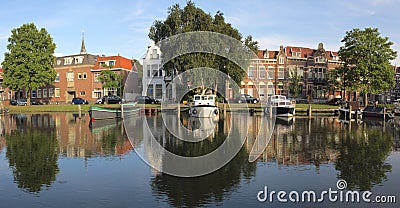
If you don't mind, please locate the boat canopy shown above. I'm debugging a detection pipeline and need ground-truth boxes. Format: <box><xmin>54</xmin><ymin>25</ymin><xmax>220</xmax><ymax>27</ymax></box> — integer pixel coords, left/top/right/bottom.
<box><xmin>193</xmin><ymin>95</ymin><xmax>217</xmax><ymax>106</ymax></box>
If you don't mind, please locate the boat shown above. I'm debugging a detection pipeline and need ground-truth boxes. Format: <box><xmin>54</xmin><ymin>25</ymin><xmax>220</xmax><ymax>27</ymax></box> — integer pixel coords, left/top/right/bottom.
<box><xmin>188</xmin><ymin>94</ymin><xmax>219</xmax><ymax>118</ymax></box>
<box><xmin>89</xmin><ymin>103</ymin><xmax>140</xmax><ymax>120</ymax></box>
<box><xmin>265</xmin><ymin>95</ymin><xmax>295</xmax><ymax>117</ymax></box>
<box><xmin>362</xmin><ymin>106</ymin><xmax>394</xmax><ymax>120</ymax></box>
<box><xmin>338</xmin><ymin>101</ymin><xmax>362</xmax><ymax>120</ymax></box>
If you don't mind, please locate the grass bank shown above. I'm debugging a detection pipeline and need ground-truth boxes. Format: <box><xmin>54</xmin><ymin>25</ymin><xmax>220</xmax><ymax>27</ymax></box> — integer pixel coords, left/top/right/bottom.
<box><xmin>5</xmin><ymin>104</ymin><xmax>120</xmax><ymax>113</ymax></box>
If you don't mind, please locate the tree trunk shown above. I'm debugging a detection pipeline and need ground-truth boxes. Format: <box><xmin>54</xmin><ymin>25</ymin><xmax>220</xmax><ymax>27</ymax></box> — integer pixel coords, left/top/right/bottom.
<box><xmin>27</xmin><ymin>89</ymin><xmax>31</xmax><ymax>106</ymax></box>
<box><xmin>364</xmin><ymin>91</ymin><xmax>368</xmax><ymax>107</ymax></box>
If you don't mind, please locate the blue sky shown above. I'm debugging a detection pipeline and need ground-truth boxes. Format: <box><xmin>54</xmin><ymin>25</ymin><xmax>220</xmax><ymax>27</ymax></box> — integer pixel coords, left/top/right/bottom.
<box><xmin>1</xmin><ymin>0</ymin><xmax>400</xmax><ymax>65</ymax></box>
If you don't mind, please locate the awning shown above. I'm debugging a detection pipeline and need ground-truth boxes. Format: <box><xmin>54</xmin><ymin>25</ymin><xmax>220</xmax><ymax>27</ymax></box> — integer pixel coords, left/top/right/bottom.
<box><xmin>247</xmin><ymin>81</ymin><xmax>254</xmax><ymax>85</ymax></box>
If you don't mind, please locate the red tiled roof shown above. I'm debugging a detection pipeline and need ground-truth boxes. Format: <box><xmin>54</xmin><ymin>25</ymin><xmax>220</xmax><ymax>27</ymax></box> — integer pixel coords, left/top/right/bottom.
<box><xmin>93</xmin><ymin>55</ymin><xmax>132</xmax><ymax>70</ymax></box>
<box><xmin>257</xmin><ymin>50</ymin><xmax>279</xmax><ymax>59</ymax></box>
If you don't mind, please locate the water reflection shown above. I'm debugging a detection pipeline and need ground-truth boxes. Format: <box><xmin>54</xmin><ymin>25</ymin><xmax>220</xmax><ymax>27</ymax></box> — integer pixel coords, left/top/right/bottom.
<box><xmin>0</xmin><ymin>114</ymin><xmax>131</xmax><ymax>193</ymax></box>
<box><xmin>5</xmin><ymin>125</ymin><xmax>59</xmax><ymax>193</ymax></box>
<box><xmin>125</xmin><ymin>114</ymin><xmax>397</xmax><ymax>207</ymax></box>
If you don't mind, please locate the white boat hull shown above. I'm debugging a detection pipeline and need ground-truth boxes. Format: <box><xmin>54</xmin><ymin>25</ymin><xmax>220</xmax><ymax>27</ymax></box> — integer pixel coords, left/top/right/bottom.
<box><xmin>189</xmin><ymin>106</ymin><xmax>219</xmax><ymax>118</ymax></box>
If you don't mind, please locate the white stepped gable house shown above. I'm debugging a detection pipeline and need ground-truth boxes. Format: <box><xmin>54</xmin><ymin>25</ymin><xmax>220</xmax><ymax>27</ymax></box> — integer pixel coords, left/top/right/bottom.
<box><xmin>142</xmin><ymin>43</ymin><xmax>166</xmax><ymax>101</ymax></box>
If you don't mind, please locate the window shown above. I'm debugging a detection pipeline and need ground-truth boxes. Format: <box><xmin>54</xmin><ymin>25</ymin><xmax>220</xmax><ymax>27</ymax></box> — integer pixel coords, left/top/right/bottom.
<box><xmin>147</xmin><ymin>65</ymin><xmax>151</xmax><ymax>78</ymax></box>
<box><xmin>93</xmin><ymin>88</ymin><xmax>102</xmax><ymax>98</ymax></box>
<box><xmin>267</xmin><ymin>82</ymin><xmax>274</xmax><ymax>96</ymax></box>
<box><xmin>278</xmin><ymin>67</ymin><xmax>284</xmax><ymax>79</ymax></box>
<box><xmin>151</xmin><ymin>64</ymin><xmax>159</xmax><ymax>77</ymax></box>
<box><xmin>49</xmin><ymin>88</ymin><xmax>54</xmax><ymax>97</ymax></box>
<box><xmin>64</xmin><ymin>57</ymin><xmax>73</xmax><ymax>65</ymax></box>
<box><xmin>99</xmin><ymin>61</ymin><xmax>106</xmax><ymax>67</ymax></box>
<box><xmin>78</xmin><ymin>73</ymin><xmax>82</xmax><ymax>80</ymax></box>
<box><xmin>74</xmin><ymin>56</ymin><xmax>84</xmax><ymax>64</ymax></box>
<box><xmin>37</xmin><ymin>89</ymin><xmax>42</xmax><ymax>98</ymax></box>
<box><xmin>279</xmin><ymin>57</ymin><xmax>284</xmax><ymax>64</ymax></box>
<box><xmin>67</xmin><ymin>72</ymin><xmax>74</xmax><ymax>82</ymax></box>
<box><xmin>55</xmin><ymin>73</ymin><xmax>60</xmax><ymax>82</ymax></box>
<box><xmin>259</xmin><ymin>66</ymin><xmax>266</xmax><ymax>78</ymax></box>
<box><xmin>57</xmin><ymin>60</ymin><xmax>61</xmax><ymax>65</ymax></box>
<box><xmin>83</xmin><ymin>73</ymin><xmax>87</xmax><ymax>79</ymax></box>
<box><xmin>155</xmin><ymin>84</ymin><xmax>162</xmax><ymax>99</ymax></box>
<box><xmin>147</xmin><ymin>84</ymin><xmax>154</xmax><ymax>96</ymax></box>
<box><xmin>42</xmin><ymin>89</ymin><xmax>47</xmax><ymax>98</ymax></box>
<box><xmin>94</xmin><ymin>72</ymin><xmax>100</xmax><ymax>82</ymax></box>
<box><xmin>159</xmin><ymin>68</ymin><xmax>163</xmax><ymax>77</ymax></box>
<box><xmin>55</xmin><ymin>88</ymin><xmax>60</xmax><ymax>97</ymax></box>
<box><xmin>32</xmin><ymin>90</ymin><xmax>36</xmax><ymax>98</ymax></box>
<box><xmin>109</xmin><ymin>61</ymin><xmax>115</xmax><ymax>67</ymax></box>
<box><xmin>268</xmin><ymin>67</ymin><xmax>274</xmax><ymax>79</ymax></box>
<box><xmin>80</xmin><ymin>91</ymin><xmax>86</xmax><ymax>96</ymax></box>
<box><xmin>248</xmin><ymin>66</ymin><xmax>255</xmax><ymax>77</ymax></box>
<box><xmin>152</xmin><ymin>49</ymin><xmax>159</xmax><ymax>59</ymax></box>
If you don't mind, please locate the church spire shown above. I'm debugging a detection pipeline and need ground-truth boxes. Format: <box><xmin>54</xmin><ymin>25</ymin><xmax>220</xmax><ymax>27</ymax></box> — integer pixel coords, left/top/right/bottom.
<box><xmin>80</xmin><ymin>30</ymin><xmax>87</xmax><ymax>54</ymax></box>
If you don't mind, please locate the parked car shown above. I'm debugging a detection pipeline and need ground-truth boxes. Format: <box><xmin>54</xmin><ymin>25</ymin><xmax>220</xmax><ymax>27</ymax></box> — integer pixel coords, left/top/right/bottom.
<box><xmin>10</xmin><ymin>100</ymin><xmax>17</xmax><ymax>105</ymax></box>
<box><xmin>134</xmin><ymin>96</ymin><xmax>159</xmax><ymax>104</ymax></box>
<box><xmin>327</xmin><ymin>98</ymin><xmax>344</xmax><ymax>106</ymax></box>
<box><xmin>71</xmin><ymin>97</ymin><xmax>89</xmax><ymax>104</ymax></box>
<box><xmin>30</xmin><ymin>100</ymin><xmax>43</xmax><ymax>105</ymax></box>
<box><xmin>100</xmin><ymin>95</ymin><xmax>124</xmax><ymax>104</ymax></box>
<box><xmin>235</xmin><ymin>94</ymin><xmax>259</xmax><ymax>104</ymax></box>
<box><xmin>16</xmin><ymin>99</ymin><xmax>28</xmax><ymax>106</ymax></box>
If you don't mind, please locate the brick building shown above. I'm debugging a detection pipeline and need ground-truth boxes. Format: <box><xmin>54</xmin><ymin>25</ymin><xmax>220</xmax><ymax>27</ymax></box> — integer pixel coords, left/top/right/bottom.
<box><xmin>240</xmin><ymin>43</ymin><xmax>342</xmax><ymax>101</ymax></box>
<box><xmin>33</xmin><ymin>37</ymin><xmax>132</xmax><ymax>104</ymax></box>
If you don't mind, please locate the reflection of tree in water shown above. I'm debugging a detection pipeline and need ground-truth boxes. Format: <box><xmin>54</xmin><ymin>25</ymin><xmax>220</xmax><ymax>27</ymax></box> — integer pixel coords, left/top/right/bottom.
<box><xmin>150</xmin><ymin>146</ymin><xmax>256</xmax><ymax>207</ymax></box>
<box><xmin>100</xmin><ymin>125</ymin><xmax>127</xmax><ymax>156</ymax></box>
<box><xmin>5</xmin><ymin>129</ymin><xmax>59</xmax><ymax>193</ymax></box>
<box><xmin>336</xmin><ymin>128</ymin><xmax>392</xmax><ymax>191</ymax></box>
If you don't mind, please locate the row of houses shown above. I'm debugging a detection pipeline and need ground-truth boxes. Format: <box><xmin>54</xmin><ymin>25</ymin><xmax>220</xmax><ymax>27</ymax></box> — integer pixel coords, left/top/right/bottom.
<box><xmin>1</xmin><ymin>37</ymin><xmax>399</xmax><ymax>105</ymax></box>
<box><xmin>0</xmin><ymin>37</ymin><xmax>133</xmax><ymax>105</ymax></box>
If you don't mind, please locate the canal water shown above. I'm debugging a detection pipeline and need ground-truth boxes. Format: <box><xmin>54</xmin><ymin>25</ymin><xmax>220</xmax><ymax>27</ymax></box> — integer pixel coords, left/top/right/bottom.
<box><xmin>0</xmin><ymin>113</ymin><xmax>399</xmax><ymax>207</ymax></box>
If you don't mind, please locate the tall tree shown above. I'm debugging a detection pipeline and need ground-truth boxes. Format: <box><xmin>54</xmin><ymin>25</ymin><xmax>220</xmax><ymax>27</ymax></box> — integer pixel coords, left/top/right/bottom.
<box><xmin>98</xmin><ymin>70</ymin><xmax>123</xmax><ymax>97</ymax></box>
<box><xmin>338</xmin><ymin>28</ymin><xmax>397</xmax><ymax>104</ymax></box>
<box><xmin>148</xmin><ymin>1</ymin><xmax>258</xmax><ymax>86</ymax></box>
<box><xmin>2</xmin><ymin>23</ymin><xmax>56</xmax><ymax>105</ymax></box>
<box><xmin>288</xmin><ymin>69</ymin><xmax>302</xmax><ymax>98</ymax></box>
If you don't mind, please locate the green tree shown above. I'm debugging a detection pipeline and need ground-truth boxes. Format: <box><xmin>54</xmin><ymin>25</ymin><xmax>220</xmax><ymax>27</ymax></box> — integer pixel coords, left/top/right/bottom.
<box><xmin>338</xmin><ymin>28</ymin><xmax>397</xmax><ymax>104</ymax></box>
<box><xmin>148</xmin><ymin>1</ymin><xmax>258</xmax><ymax>86</ymax></box>
<box><xmin>97</xmin><ymin>70</ymin><xmax>123</xmax><ymax>98</ymax></box>
<box><xmin>288</xmin><ymin>69</ymin><xmax>302</xmax><ymax>98</ymax></box>
<box><xmin>1</xmin><ymin>23</ymin><xmax>56</xmax><ymax>105</ymax></box>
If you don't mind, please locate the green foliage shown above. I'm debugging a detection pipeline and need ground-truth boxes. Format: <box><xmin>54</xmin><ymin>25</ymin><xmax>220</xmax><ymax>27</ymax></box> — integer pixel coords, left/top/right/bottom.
<box><xmin>338</xmin><ymin>28</ymin><xmax>397</xmax><ymax>94</ymax></box>
<box><xmin>5</xmin><ymin>129</ymin><xmax>59</xmax><ymax>193</ymax></box>
<box><xmin>2</xmin><ymin>23</ymin><xmax>56</xmax><ymax>100</ymax></box>
<box><xmin>288</xmin><ymin>69</ymin><xmax>302</xmax><ymax>98</ymax></box>
<box><xmin>97</xmin><ymin>70</ymin><xmax>123</xmax><ymax>96</ymax></box>
<box><xmin>148</xmin><ymin>1</ymin><xmax>258</xmax><ymax>85</ymax></box>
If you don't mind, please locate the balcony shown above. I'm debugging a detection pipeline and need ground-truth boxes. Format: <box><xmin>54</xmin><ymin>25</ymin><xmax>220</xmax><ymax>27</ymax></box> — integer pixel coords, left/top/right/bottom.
<box><xmin>67</xmin><ymin>81</ymin><xmax>75</xmax><ymax>92</ymax></box>
<box><xmin>313</xmin><ymin>79</ymin><xmax>327</xmax><ymax>85</ymax></box>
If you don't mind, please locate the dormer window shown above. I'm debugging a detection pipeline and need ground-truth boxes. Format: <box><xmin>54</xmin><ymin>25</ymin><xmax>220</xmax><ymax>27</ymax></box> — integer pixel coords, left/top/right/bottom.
<box><xmin>279</xmin><ymin>57</ymin><xmax>284</xmax><ymax>64</ymax></box>
<box><xmin>74</xmin><ymin>56</ymin><xmax>84</xmax><ymax>64</ymax></box>
<box><xmin>56</xmin><ymin>60</ymin><xmax>61</xmax><ymax>65</ymax></box>
<box><xmin>151</xmin><ymin>49</ymin><xmax>159</xmax><ymax>59</ymax></box>
<box><xmin>64</xmin><ymin>57</ymin><xmax>73</xmax><ymax>65</ymax></box>
<box><xmin>108</xmin><ymin>61</ymin><xmax>115</xmax><ymax>67</ymax></box>
<box><xmin>263</xmin><ymin>51</ymin><xmax>268</xmax><ymax>58</ymax></box>
<box><xmin>292</xmin><ymin>52</ymin><xmax>301</xmax><ymax>58</ymax></box>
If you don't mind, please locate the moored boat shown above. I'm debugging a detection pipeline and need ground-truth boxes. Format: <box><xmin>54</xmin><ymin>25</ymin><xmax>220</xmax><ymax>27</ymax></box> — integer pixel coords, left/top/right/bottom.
<box><xmin>265</xmin><ymin>95</ymin><xmax>295</xmax><ymax>117</ymax></box>
<box><xmin>338</xmin><ymin>101</ymin><xmax>362</xmax><ymax>120</ymax></box>
<box><xmin>362</xmin><ymin>106</ymin><xmax>394</xmax><ymax>119</ymax></box>
<box><xmin>189</xmin><ymin>94</ymin><xmax>219</xmax><ymax>118</ymax></box>
<box><xmin>89</xmin><ymin>104</ymin><xmax>140</xmax><ymax>120</ymax></box>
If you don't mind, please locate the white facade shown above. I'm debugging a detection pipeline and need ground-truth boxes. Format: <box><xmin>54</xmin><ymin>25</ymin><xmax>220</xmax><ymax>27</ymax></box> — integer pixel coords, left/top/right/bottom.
<box><xmin>142</xmin><ymin>43</ymin><xmax>166</xmax><ymax>101</ymax></box>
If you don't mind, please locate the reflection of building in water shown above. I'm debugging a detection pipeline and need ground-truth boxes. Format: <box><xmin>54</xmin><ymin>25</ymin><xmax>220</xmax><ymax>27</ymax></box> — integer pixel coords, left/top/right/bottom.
<box><xmin>0</xmin><ymin>114</ymin><xmax>131</xmax><ymax>158</ymax></box>
<box><xmin>261</xmin><ymin>118</ymin><xmax>339</xmax><ymax>166</ymax></box>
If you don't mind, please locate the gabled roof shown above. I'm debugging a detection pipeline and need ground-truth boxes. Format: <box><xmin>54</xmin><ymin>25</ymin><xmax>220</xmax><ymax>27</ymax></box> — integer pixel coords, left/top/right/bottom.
<box><xmin>93</xmin><ymin>55</ymin><xmax>132</xmax><ymax>70</ymax></box>
<box><xmin>257</xmin><ymin>50</ymin><xmax>279</xmax><ymax>59</ymax></box>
